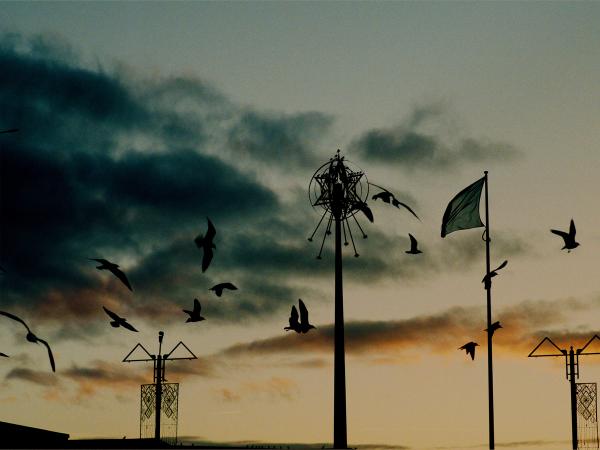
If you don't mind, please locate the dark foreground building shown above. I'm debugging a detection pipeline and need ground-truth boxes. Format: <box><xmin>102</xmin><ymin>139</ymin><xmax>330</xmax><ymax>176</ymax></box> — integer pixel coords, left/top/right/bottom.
<box><xmin>0</xmin><ymin>421</ymin><xmax>69</xmax><ymax>448</ymax></box>
<box><xmin>1</xmin><ymin>420</ymin><xmax>259</xmax><ymax>449</ymax></box>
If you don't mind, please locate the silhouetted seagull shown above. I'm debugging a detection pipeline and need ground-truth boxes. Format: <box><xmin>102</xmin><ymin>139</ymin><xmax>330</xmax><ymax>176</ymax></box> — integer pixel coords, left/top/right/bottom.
<box><xmin>102</xmin><ymin>307</ymin><xmax>138</xmax><ymax>332</ymax></box>
<box><xmin>0</xmin><ymin>352</ymin><xmax>8</xmax><ymax>357</ymax></box>
<box><xmin>194</xmin><ymin>217</ymin><xmax>216</xmax><ymax>272</ymax></box>
<box><xmin>370</xmin><ymin>184</ymin><xmax>420</xmax><ymax>220</ymax></box>
<box><xmin>209</xmin><ymin>282</ymin><xmax>238</xmax><ymax>297</ymax></box>
<box><xmin>459</xmin><ymin>341</ymin><xmax>479</xmax><ymax>360</ymax></box>
<box><xmin>372</xmin><ymin>190</ymin><xmax>393</xmax><ymax>204</ymax></box>
<box><xmin>0</xmin><ymin>311</ymin><xmax>56</xmax><ymax>372</ymax></box>
<box><xmin>89</xmin><ymin>258</ymin><xmax>133</xmax><ymax>291</ymax></box>
<box><xmin>183</xmin><ymin>299</ymin><xmax>205</xmax><ymax>323</ymax></box>
<box><xmin>284</xmin><ymin>305</ymin><xmax>300</xmax><ymax>332</ymax></box>
<box><xmin>298</xmin><ymin>300</ymin><xmax>316</xmax><ymax>333</ymax></box>
<box><xmin>482</xmin><ymin>260</ymin><xmax>508</xmax><ymax>290</ymax></box>
<box><xmin>285</xmin><ymin>300</ymin><xmax>315</xmax><ymax>333</ymax></box>
<box><xmin>405</xmin><ymin>234</ymin><xmax>422</xmax><ymax>254</ymax></box>
<box><xmin>391</xmin><ymin>198</ymin><xmax>420</xmax><ymax>221</ymax></box>
<box><xmin>550</xmin><ymin>219</ymin><xmax>579</xmax><ymax>252</ymax></box>
<box><xmin>355</xmin><ymin>202</ymin><xmax>374</xmax><ymax>223</ymax></box>
<box><xmin>485</xmin><ymin>321</ymin><xmax>502</xmax><ymax>337</ymax></box>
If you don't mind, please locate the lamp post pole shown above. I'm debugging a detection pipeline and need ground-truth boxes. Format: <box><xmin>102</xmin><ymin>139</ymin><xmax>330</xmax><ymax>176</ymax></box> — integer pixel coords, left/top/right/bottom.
<box><xmin>332</xmin><ymin>181</ymin><xmax>347</xmax><ymax>449</ymax></box>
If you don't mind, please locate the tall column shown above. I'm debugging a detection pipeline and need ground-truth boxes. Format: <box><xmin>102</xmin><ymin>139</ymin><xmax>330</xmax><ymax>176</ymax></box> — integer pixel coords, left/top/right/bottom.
<box><xmin>484</xmin><ymin>171</ymin><xmax>495</xmax><ymax>450</ymax></box>
<box><xmin>155</xmin><ymin>354</ymin><xmax>162</xmax><ymax>441</ymax></box>
<box><xmin>569</xmin><ymin>348</ymin><xmax>578</xmax><ymax>449</ymax></box>
<box><xmin>333</xmin><ymin>182</ymin><xmax>347</xmax><ymax>449</ymax></box>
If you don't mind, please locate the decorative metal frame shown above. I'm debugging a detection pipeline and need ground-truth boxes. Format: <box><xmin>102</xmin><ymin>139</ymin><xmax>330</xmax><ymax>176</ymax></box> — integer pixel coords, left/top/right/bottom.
<box><xmin>140</xmin><ymin>382</ymin><xmax>179</xmax><ymax>445</ymax></box>
<box><xmin>577</xmin><ymin>383</ymin><xmax>599</xmax><ymax>449</ymax></box>
<box><xmin>124</xmin><ymin>331</ymin><xmax>196</xmax><ymax>444</ymax></box>
<box><xmin>529</xmin><ymin>335</ymin><xmax>600</xmax><ymax>449</ymax></box>
<box><xmin>307</xmin><ymin>150</ymin><xmax>374</xmax><ymax>449</ymax></box>
<box><xmin>308</xmin><ymin>150</ymin><xmax>370</xmax><ymax>258</ymax></box>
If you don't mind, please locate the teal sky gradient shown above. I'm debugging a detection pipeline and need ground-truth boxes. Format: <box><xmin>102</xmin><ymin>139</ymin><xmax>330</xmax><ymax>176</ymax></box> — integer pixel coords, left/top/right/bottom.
<box><xmin>1</xmin><ymin>2</ymin><xmax>599</xmax><ymax>449</ymax></box>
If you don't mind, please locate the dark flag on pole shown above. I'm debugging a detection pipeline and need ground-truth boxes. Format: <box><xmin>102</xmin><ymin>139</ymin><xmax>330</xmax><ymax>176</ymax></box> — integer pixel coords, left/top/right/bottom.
<box><xmin>441</xmin><ymin>176</ymin><xmax>485</xmax><ymax>238</ymax></box>
<box><xmin>441</xmin><ymin>172</ymin><xmax>497</xmax><ymax>450</ymax></box>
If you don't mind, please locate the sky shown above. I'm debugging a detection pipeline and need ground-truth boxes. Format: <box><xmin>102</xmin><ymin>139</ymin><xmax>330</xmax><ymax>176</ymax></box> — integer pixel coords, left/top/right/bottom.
<box><xmin>1</xmin><ymin>2</ymin><xmax>600</xmax><ymax>449</ymax></box>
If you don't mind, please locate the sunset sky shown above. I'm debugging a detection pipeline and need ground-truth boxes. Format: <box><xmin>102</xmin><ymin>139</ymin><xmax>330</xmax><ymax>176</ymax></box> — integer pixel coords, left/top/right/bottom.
<box><xmin>1</xmin><ymin>2</ymin><xmax>599</xmax><ymax>449</ymax></box>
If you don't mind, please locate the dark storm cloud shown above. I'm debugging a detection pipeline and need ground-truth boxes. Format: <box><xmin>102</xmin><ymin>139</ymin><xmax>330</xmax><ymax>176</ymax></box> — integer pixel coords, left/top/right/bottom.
<box><xmin>350</xmin><ymin>103</ymin><xmax>520</xmax><ymax>170</ymax></box>
<box><xmin>0</xmin><ymin>33</ymin><xmax>289</xmax><ymax>321</ymax></box>
<box><xmin>227</xmin><ymin>110</ymin><xmax>333</xmax><ymax>167</ymax></box>
<box><xmin>0</xmin><ymin>32</ymin><xmax>530</xmax><ymax>333</ymax></box>
<box><xmin>5</xmin><ymin>367</ymin><xmax>58</xmax><ymax>386</ymax></box>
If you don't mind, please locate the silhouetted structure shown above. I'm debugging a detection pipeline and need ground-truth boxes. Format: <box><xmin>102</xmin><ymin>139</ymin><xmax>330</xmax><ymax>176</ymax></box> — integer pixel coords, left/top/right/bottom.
<box><xmin>308</xmin><ymin>151</ymin><xmax>372</xmax><ymax>449</ymax></box>
<box><xmin>441</xmin><ymin>172</ymin><xmax>498</xmax><ymax>449</ymax></box>
<box><xmin>529</xmin><ymin>335</ymin><xmax>600</xmax><ymax>449</ymax></box>
<box><xmin>576</xmin><ymin>383</ymin><xmax>599</xmax><ymax>449</ymax></box>
<box><xmin>0</xmin><ymin>421</ymin><xmax>68</xmax><ymax>449</ymax></box>
<box><xmin>123</xmin><ymin>331</ymin><xmax>197</xmax><ymax>444</ymax></box>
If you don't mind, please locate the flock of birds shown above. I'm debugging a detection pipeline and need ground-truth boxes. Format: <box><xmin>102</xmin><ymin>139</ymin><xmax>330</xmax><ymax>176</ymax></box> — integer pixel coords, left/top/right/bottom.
<box><xmin>0</xmin><ymin>173</ymin><xmax>583</xmax><ymax>372</ymax></box>
<box><xmin>0</xmin><ymin>218</ymin><xmax>238</xmax><ymax>372</ymax></box>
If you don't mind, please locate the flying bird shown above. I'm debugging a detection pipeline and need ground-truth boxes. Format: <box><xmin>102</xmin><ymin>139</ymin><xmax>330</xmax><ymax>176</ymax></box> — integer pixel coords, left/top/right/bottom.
<box><xmin>0</xmin><ymin>353</ymin><xmax>8</xmax><ymax>357</ymax></box>
<box><xmin>284</xmin><ymin>300</ymin><xmax>315</xmax><ymax>334</ymax></box>
<box><xmin>0</xmin><ymin>311</ymin><xmax>55</xmax><ymax>372</ymax></box>
<box><xmin>102</xmin><ymin>307</ymin><xmax>138</xmax><ymax>332</ymax></box>
<box><xmin>194</xmin><ymin>217</ymin><xmax>216</xmax><ymax>272</ymax></box>
<box><xmin>391</xmin><ymin>197</ymin><xmax>420</xmax><ymax>220</ymax></box>
<box><xmin>298</xmin><ymin>299</ymin><xmax>316</xmax><ymax>333</ymax></box>
<box><xmin>284</xmin><ymin>305</ymin><xmax>300</xmax><ymax>332</ymax></box>
<box><xmin>183</xmin><ymin>299</ymin><xmax>205</xmax><ymax>323</ymax></box>
<box><xmin>369</xmin><ymin>184</ymin><xmax>420</xmax><ymax>220</ymax></box>
<box><xmin>459</xmin><ymin>341</ymin><xmax>479</xmax><ymax>360</ymax></box>
<box><xmin>89</xmin><ymin>258</ymin><xmax>133</xmax><ymax>291</ymax></box>
<box><xmin>209</xmin><ymin>282</ymin><xmax>238</xmax><ymax>297</ymax></box>
<box><xmin>485</xmin><ymin>321</ymin><xmax>503</xmax><ymax>337</ymax></box>
<box><xmin>550</xmin><ymin>219</ymin><xmax>579</xmax><ymax>252</ymax></box>
<box><xmin>482</xmin><ymin>260</ymin><xmax>508</xmax><ymax>290</ymax></box>
<box><xmin>405</xmin><ymin>233</ymin><xmax>422</xmax><ymax>255</ymax></box>
<box><xmin>372</xmin><ymin>190</ymin><xmax>393</xmax><ymax>204</ymax></box>
<box><xmin>355</xmin><ymin>201</ymin><xmax>374</xmax><ymax>223</ymax></box>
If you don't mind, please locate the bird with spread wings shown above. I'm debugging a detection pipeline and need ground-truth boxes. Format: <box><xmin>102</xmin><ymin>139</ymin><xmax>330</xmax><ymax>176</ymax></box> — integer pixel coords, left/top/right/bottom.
<box><xmin>0</xmin><ymin>311</ymin><xmax>55</xmax><ymax>372</ymax></box>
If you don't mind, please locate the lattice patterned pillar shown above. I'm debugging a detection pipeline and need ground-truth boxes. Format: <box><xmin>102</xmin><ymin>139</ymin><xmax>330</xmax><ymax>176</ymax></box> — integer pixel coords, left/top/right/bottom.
<box><xmin>578</xmin><ymin>383</ymin><xmax>599</xmax><ymax>449</ymax></box>
<box><xmin>140</xmin><ymin>382</ymin><xmax>179</xmax><ymax>444</ymax></box>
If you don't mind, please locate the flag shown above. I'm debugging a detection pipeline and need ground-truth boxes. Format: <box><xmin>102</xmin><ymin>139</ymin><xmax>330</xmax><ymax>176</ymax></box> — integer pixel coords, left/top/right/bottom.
<box><xmin>441</xmin><ymin>176</ymin><xmax>485</xmax><ymax>237</ymax></box>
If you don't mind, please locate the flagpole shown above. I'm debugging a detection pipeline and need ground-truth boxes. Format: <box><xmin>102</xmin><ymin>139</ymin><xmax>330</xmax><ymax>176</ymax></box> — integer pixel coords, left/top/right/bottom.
<box><xmin>484</xmin><ymin>170</ymin><xmax>495</xmax><ymax>449</ymax></box>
